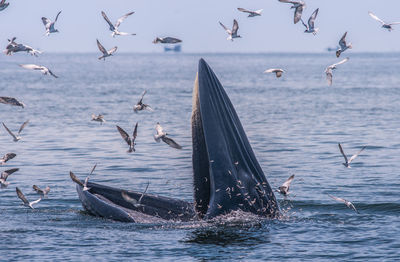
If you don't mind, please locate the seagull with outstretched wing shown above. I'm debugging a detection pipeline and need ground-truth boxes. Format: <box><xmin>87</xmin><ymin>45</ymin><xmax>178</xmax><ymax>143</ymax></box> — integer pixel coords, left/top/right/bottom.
<box><xmin>325</xmin><ymin>57</ymin><xmax>349</xmax><ymax>86</ymax></box>
<box><xmin>237</xmin><ymin>7</ymin><xmax>263</xmax><ymax>17</ymax></box>
<box><xmin>219</xmin><ymin>19</ymin><xmax>241</xmax><ymax>41</ymax></box>
<box><xmin>338</xmin><ymin>143</ymin><xmax>366</xmax><ymax>168</ymax></box>
<box><xmin>116</xmin><ymin>122</ymin><xmax>138</xmax><ymax>153</ymax></box>
<box><xmin>278</xmin><ymin>0</ymin><xmax>306</xmax><ymax>24</ymax></box>
<box><xmin>301</xmin><ymin>8</ymin><xmax>319</xmax><ymax>35</ymax></box>
<box><xmin>101</xmin><ymin>11</ymin><xmax>136</xmax><ymax>37</ymax></box>
<box><xmin>154</xmin><ymin>122</ymin><xmax>182</xmax><ymax>149</ymax></box>
<box><xmin>96</xmin><ymin>39</ymin><xmax>117</xmax><ymax>60</ymax></box>
<box><xmin>42</xmin><ymin>11</ymin><xmax>62</xmax><ymax>36</ymax></box>
<box><xmin>328</xmin><ymin>194</ymin><xmax>359</xmax><ymax>213</ymax></box>
<box><xmin>369</xmin><ymin>11</ymin><xmax>400</xmax><ymax>31</ymax></box>
<box><xmin>336</xmin><ymin>32</ymin><xmax>352</xmax><ymax>58</ymax></box>
<box><xmin>276</xmin><ymin>174</ymin><xmax>295</xmax><ymax>195</ymax></box>
<box><xmin>16</xmin><ymin>187</ymin><xmax>42</xmax><ymax>209</ymax></box>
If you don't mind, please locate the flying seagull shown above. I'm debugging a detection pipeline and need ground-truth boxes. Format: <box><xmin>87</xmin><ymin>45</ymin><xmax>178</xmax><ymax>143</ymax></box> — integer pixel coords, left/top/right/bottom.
<box><xmin>0</xmin><ymin>168</ymin><xmax>19</xmax><ymax>187</ymax></box>
<box><xmin>0</xmin><ymin>97</ymin><xmax>25</xmax><ymax>108</ymax></box>
<box><xmin>33</xmin><ymin>185</ymin><xmax>50</xmax><ymax>197</ymax></box>
<box><xmin>0</xmin><ymin>0</ymin><xmax>9</xmax><ymax>11</ymax></box>
<box><xmin>19</xmin><ymin>64</ymin><xmax>58</xmax><ymax>78</ymax></box>
<box><xmin>237</xmin><ymin>7</ymin><xmax>263</xmax><ymax>17</ymax></box>
<box><xmin>2</xmin><ymin>120</ymin><xmax>29</xmax><ymax>142</ymax></box>
<box><xmin>4</xmin><ymin>37</ymin><xmax>41</xmax><ymax>57</ymax></box>
<box><xmin>327</xmin><ymin>194</ymin><xmax>359</xmax><ymax>214</ymax></box>
<box><xmin>116</xmin><ymin>122</ymin><xmax>138</xmax><ymax>153</ymax></box>
<box><xmin>276</xmin><ymin>174</ymin><xmax>295</xmax><ymax>195</ymax></box>
<box><xmin>16</xmin><ymin>187</ymin><xmax>42</xmax><ymax>209</ymax></box>
<box><xmin>368</xmin><ymin>11</ymin><xmax>400</xmax><ymax>31</ymax></box>
<box><xmin>336</xmin><ymin>32</ymin><xmax>352</xmax><ymax>58</ymax></box>
<box><xmin>154</xmin><ymin>122</ymin><xmax>182</xmax><ymax>149</ymax></box>
<box><xmin>101</xmin><ymin>11</ymin><xmax>136</xmax><ymax>37</ymax></box>
<box><xmin>0</xmin><ymin>153</ymin><xmax>16</xmax><ymax>165</ymax></box>
<box><xmin>338</xmin><ymin>143</ymin><xmax>366</xmax><ymax>168</ymax></box>
<box><xmin>42</xmin><ymin>11</ymin><xmax>62</xmax><ymax>36</ymax></box>
<box><xmin>152</xmin><ymin>37</ymin><xmax>182</xmax><ymax>44</ymax></box>
<box><xmin>219</xmin><ymin>19</ymin><xmax>241</xmax><ymax>41</ymax></box>
<box><xmin>301</xmin><ymin>8</ymin><xmax>319</xmax><ymax>35</ymax></box>
<box><xmin>278</xmin><ymin>0</ymin><xmax>306</xmax><ymax>24</ymax></box>
<box><xmin>133</xmin><ymin>90</ymin><xmax>152</xmax><ymax>112</ymax></box>
<box><xmin>96</xmin><ymin>39</ymin><xmax>117</xmax><ymax>60</ymax></box>
<box><xmin>91</xmin><ymin>114</ymin><xmax>105</xmax><ymax>124</ymax></box>
<box><xmin>325</xmin><ymin>57</ymin><xmax>349</xmax><ymax>86</ymax></box>
<box><xmin>121</xmin><ymin>182</ymin><xmax>150</xmax><ymax>208</ymax></box>
<box><xmin>264</xmin><ymin>68</ymin><xmax>285</xmax><ymax>78</ymax></box>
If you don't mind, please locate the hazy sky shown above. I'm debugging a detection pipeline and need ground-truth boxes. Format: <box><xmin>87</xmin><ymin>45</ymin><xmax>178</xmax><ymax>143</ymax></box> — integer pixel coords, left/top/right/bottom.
<box><xmin>1</xmin><ymin>0</ymin><xmax>400</xmax><ymax>53</ymax></box>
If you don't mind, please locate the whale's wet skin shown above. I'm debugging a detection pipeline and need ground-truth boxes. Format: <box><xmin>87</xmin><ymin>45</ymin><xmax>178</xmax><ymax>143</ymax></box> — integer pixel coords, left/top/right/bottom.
<box><xmin>76</xmin><ymin>59</ymin><xmax>279</xmax><ymax>222</ymax></box>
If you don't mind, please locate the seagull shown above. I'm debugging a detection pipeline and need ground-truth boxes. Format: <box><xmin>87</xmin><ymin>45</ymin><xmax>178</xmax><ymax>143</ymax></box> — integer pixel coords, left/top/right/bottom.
<box><xmin>0</xmin><ymin>0</ymin><xmax>9</xmax><ymax>11</ymax></box>
<box><xmin>152</xmin><ymin>37</ymin><xmax>182</xmax><ymax>44</ymax></box>
<box><xmin>0</xmin><ymin>168</ymin><xmax>19</xmax><ymax>188</ymax></box>
<box><xmin>276</xmin><ymin>174</ymin><xmax>295</xmax><ymax>195</ymax></box>
<box><xmin>338</xmin><ymin>143</ymin><xmax>366</xmax><ymax>168</ymax></box>
<box><xmin>327</xmin><ymin>194</ymin><xmax>359</xmax><ymax>214</ymax></box>
<box><xmin>237</xmin><ymin>7</ymin><xmax>263</xmax><ymax>17</ymax></box>
<box><xmin>219</xmin><ymin>19</ymin><xmax>241</xmax><ymax>41</ymax></box>
<box><xmin>301</xmin><ymin>8</ymin><xmax>319</xmax><ymax>35</ymax></box>
<box><xmin>97</xmin><ymin>39</ymin><xmax>117</xmax><ymax>60</ymax></box>
<box><xmin>101</xmin><ymin>11</ymin><xmax>136</xmax><ymax>37</ymax></box>
<box><xmin>0</xmin><ymin>153</ymin><xmax>16</xmax><ymax>165</ymax></box>
<box><xmin>19</xmin><ymin>64</ymin><xmax>58</xmax><ymax>78</ymax></box>
<box><xmin>16</xmin><ymin>187</ymin><xmax>42</xmax><ymax>209</ymax></box>
<box><xmin>0</xmin><ymin>97</ymin><xmax>25</xmax><ymax>108</ymax></box>
<box><xmin>91</xmin><ymin>114</ymin><xmax>105</xmax><ymax>124</ymax></box>
<box><xmin>325</xmin><ymin>57</ymin><xmax>349</xmax><ymax>86</ymax></box>
<box><xmin>369</xmin><ymin>11</ymin><xmax>400</xmax><ymax>32</ymax></box>
<box><xmin>264</xmin><ymin>68</ymin><xmax>285</xmax><ymax>78</ymax></box>
<box><xmin>42</xmin><ymin>11</ymin><xmax>62</xmax><ymax>36</ymax></box>
<box><xmin>116</xmin><ymin>122</ymin><xmax>138</xmax><ymax>153</ymax></box>
<box><xmin>133</xmin><ymin>90</ymin><xmax>153</xmax><ymax>112</ymax></box>
<box><xmin>278</xmin><ymin>0</ymin><xmax>306</xmax><ymax>24</ymax></box>
<box><xmin>2</xmin><ymin>120</ymin><xmax>29</xmax><ymax>142</ymax></box>
<box><xmin>336</xmin><ymin>32</ymin><xmax>352</xmax><ymax>58</ymax></box>
<box><xmin>33</xmin><ymin>185</ymin><xmax>50</xmax><ymax>197</ymax></box>
<box><xmin>121</xmin><ymin>182</ymin><xmax>149</xmax><ymax>208</ymax></box>
<box><xmin>4</xmin><ymin>37</ymin><xmax>42</xmax><ymax>57</ymax></box>
<box><xmin>154</xmin><ymin>122</ymin><xmax>182</xmax><ymax>149</ymax></box>
<box><xmin>70</xmin><ymin>170</ymin><xmax>92</xmax><ymax>192</ymax></box>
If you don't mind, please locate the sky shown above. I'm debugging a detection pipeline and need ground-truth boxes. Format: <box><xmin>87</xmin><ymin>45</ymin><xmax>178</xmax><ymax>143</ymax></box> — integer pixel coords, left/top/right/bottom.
<box><xmin>1</xmin><ymin>0</ymin><xmax>400</xmax><ymax>53</ymax></box>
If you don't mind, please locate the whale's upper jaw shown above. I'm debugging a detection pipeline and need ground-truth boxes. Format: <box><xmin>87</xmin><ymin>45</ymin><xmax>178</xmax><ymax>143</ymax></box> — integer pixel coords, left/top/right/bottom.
<box><xmin>191</xmin><ymin>58</ymin><xmax>279</xmax><ymax>219</ymax></box>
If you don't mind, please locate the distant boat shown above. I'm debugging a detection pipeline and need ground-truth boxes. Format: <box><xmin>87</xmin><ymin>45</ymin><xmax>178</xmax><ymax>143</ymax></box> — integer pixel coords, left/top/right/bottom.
<box><xmin>164</xmin><ymin>44</ymin><xmax>181</xmax><ymax>53</ymax></box>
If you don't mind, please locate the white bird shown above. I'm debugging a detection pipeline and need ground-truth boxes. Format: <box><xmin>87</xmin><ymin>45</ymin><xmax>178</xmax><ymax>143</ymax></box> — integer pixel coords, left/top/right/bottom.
<box><xmin>0</xmin><ymin>153</ymin><xmax>16</xmax><ymax>165</ymax></box>
<box><xmin>96</xmin><ymin>39</ymin><xmax>117</xmax><ymax>60</ymax></box>
<box><xmin>276</xmin><ymin>174</ymin><xmax>295</xmax><ymax>195</ymax></box>
<box><xmin>154</xmin><ymin>122</ymin><xmax>182</xmax><ymax>149</ymax></box>
<box><xmin>19</xmin><ymin>64</ymin><xmax>58</xmax><ymax>78</ymax></box>
<box><xmin>152</xmin><ymin>37</ymin><xmax>182</xmax><ymax>44</ymax></box>
<box><xmin>101</xmin><ymin>11</ymin><xmax>136</xmax><ymax>37</ymax></box>
<box><xmin>301</xmin><ymin>8</ymin><xmax>319</xmax><ymax>35</ymax></box>
<box><xmin>336</xmin><ymin>32</ymin><xmax>352</xmax><ymax>58</ymax></box>
<box><xmin>338</xmin><ymin>143</ymin><xmax>366</xmax><ymax>168</ymax></box>
<box><xmin>121</xmin><ymin>182</ymin><xmax>149</xmax><ymax>208</ymax></box>
<box><xmin>33</xmin><ymin>185</ymin><xmax>50</xmax><ymax>197</ymax></box>
<box><xmin>325</xmin><ymin>57</ymin><xmax>349</xmax><ymax>86</ymax></box>
<box><xmin>16</xmin><ymin>187</ymin><xmax>42</xmax><ymax>209</ymax></box>
<box><xmin>0</xmin><ymin>97</ymin><xmax>25</xmax><ymax>108</ymax></box>
<box><xmin>133</xmin><ymin>90</ymin><xmax>153</xmax><ymax>112</ymax></box>
<box><xmin>219</xmin><ymin>19</ymin><xmax>241</xmax><ymax>41</ymax></box>
<box><xmin>327</xmin><ymin>194</ymin><xmax>359</xmax><ymax>214</ymax></box>
<box><xmin>0</xmin><ymin>0</ymin><xmax>9</xmax><ymax>11</ymax></box>
<box><xmin>4</xmin><ymin>37</ymin><xmax>41</xmax><ymax>57</ymax></box>
<box><xmin>42</xmin><ymin>11</ymin><xmax>62</xmax><ymax>36</ymax></box>
<box><xmin>264</xmin><ymin>68</ymin><xmax>285</xmax><ymax>78</ymax></box>
<box><xmin>2</xmin><ymin>120</ymin><xmax>29</xmax><ymax>142</ymax></box>
<box><xmin>237</xmin><ymin>7</ymin><xmax>263</xmax><ymax>17</ymax></box>
<box><xmin>278</xmin><ymin>0</ymin><xmax>306</xmax><ymax>24</ymax></box>
<box><xmin>116</xmin><ymin>122</ymin><xmax>138</xmax><ymax>153</ymax></box>
<box><xmin>0</xmin><ymin>168</ymin><xmax>19</xmax><ymax>187</ymax></box>
<box><xmin>369</xmin><ymin>11</ymin><xmax>400</xmax><ymax>32</ymax></box>
<box><xmin>91</xmin><ymin>114</ymin><xmax>105</xmax><ymax>124</ymax></box>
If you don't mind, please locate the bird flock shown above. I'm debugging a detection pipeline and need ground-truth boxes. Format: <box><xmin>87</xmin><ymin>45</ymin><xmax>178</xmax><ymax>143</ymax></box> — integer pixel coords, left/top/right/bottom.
<box><xmin>0</xmin><ymin>1</ymin><xmax>395</xmax><ymax>216</ymax></box>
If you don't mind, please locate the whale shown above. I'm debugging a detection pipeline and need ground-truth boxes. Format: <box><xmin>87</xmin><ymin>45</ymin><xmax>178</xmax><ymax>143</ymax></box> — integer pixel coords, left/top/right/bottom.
<box><xmin>75</xmin><ymin>58</ymin><xmax>279</xmax><ymax>222</ymax></box>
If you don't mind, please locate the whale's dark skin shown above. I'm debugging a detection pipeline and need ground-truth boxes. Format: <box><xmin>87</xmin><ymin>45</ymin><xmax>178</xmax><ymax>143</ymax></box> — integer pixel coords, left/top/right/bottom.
<box><xmin>76</xmin><ymin>59</ymin><xmax>279</xmax><ymax>222</ymax></box>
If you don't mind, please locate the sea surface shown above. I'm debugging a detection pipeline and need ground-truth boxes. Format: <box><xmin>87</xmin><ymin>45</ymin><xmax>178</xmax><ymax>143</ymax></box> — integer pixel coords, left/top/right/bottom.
<box><xmin>0</xmin><ymin>53</ymin><xmax>399</xmax><ymax>261</ymax></box>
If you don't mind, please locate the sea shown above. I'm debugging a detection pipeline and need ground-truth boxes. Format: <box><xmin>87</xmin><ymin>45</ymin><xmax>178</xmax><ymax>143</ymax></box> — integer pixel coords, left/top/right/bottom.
<box><xmin>0</xmin><ymin>53</ymin><xmax>399</xmax><ymax>261</ymax></box>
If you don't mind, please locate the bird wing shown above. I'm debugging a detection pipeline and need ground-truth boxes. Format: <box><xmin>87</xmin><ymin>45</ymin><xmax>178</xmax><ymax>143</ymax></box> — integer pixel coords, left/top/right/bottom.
<box><xmin>138</xmin><ymin>182</ymin><xmax>150</xmax><ymax>203</ymax></box>
<box><xmin>348</xmin><ymin>202</ymin><xmax>359</xmax><ymax>213</ymax></box>
<box><xmin>300</xmin><ymin>18</ymin><xmax>308</xmax><ymax>29</ymax></box>
<box><xmin>2</xmin><ymin>123</ymin><xmax>17</xmax><ymax>140</ymax></box>
<box><xmin>264</xmin><ymin>68</ymin><xmax>276</xmax><ymax>73</ymax></box>
<box><xmin>132</xmin><ymin>122</ymin><xmax>138</xmax><ymax>141</ymax></box>
<box><xmin>107</xmin><ymin>46</ymin><xmax>118</xmax><ymax>55</ymax></box>
<box><xmin>2</xmin><ymin>153</ymin><xmax>16</xmax><ymax>163</ymax></box>
<box><xmin>18</xmin><ymin>119</ymin><xmax>29</xmax><ymax>135</ymax></box>
<box><xmin>69</xmin><ymin>171</ymin><xmax>85</xmax><ymax>187</ymax></box>
<box><xmin>30</xmin><ymin>198</ymin><xmax>42</xmax><ymax>206</ymax></box>
<box><xmin>348</xmin><ymin>146</ymin><xmax>366</xmax><ymax>164</ymax></box>
<box><xmin>333</xmin><ymin>57</ymin><xmax>349</xmax><ymax>67</ymax></box>
<box><xmin>0</xmin><ymin>97</ymin><xmax>25</xmax><ymax>108</ymax></box>
<box><xmin>232</xmin><ymin>19</ymin><xmax>239</xmax><ymax>35</ymax></box>
<box><xmin>41</xmin><ymin>17</ymin><xmax>51</xmax><ymax>28</ymax></box>
<box><xmin>54</xmin><ymin>11</ymin><xmax>62</xmax><ymax>22</ymax></box>
<box><xmin>16</xmin><ymin>187</ymin><xmax>29</xmax><ymax>205</ymax></box>
<box><xmin>326</xmin><ymin>70</ymin><xmax>333</xmax><ymax>86</ymax></box>
<box><xmin>101</xmin><ymin>11</ymin><xmax>115</xmax><ymax>30</ymax></box>
<box><xmin>116</xmin><ymin>125</ymin><xmax>132</xmax><ymax>147</ymax></box>
<box><xmin>339</xmin><ymin>32</ymin><xmax>347</xmax><ymax>49</ymax></box>
<box><xmin>121</xmin><ymin>191</ymin><xmax>138</xmax><ymax>204</ymax></box>
<box><xmin>0</xmin><ymin>0</ymin><xmax>5</xmax><ymax>5</ymax></box>
<box><xmin>327</xmin><ymin>193</ymin><xmax>346</xmax><ymax>204</ymax></box>
<box><xmin>338</xmin><ymin>143</ymin><xmax>348</xmax><ymax>163</ymax></box>
<box><xmin>137</xmin><ymin>90</ymin><xmax>146</xmax><ymax>104</ymax></box>
<box><xmin>20</xmin><ymin>64</ymin><xmax>41</xmax><ymax>70</ymax></box>
<box><xmin>48</xmin><ymin>70</ymin><xmax>58</xmax><ymax>78</ymax></box>
<box><xmin>219</xmin><ymin>22</ymin><xmax>231</xmax><ymax>34</ymax></box>
<box><xmin>96</xmin><ymin>39</ymin><xmax>107</xmax><ymax>54</ymax></box>
<box><xmin>237</xmin><ymin>7</ymin><xmax>251</xmax><ymax>13</ymax></box>
<box><xmin>84</xmin><ymin>176</ymin><xmax>89</xmax><ymax>188</ymax></box>
<box><xmin>282</xmin><ymin>174</ymin><xmax>295</xmax><ymax>188</ymax></box>
<box><xmin>2</xmin><ymin>168</ymin><xmax>19</xmax><ymax>180</ymax></box>
<box><xmin>294</xmin><ymin>5</ymin><xmax>304</xmax><ymax>24</ymax></box>
<box><xmin>308</xmin><ymin>8</ymin><xmax>319</xmax><ymax>28</ymax></box>
<box><xmin>115</xmin><ymin>12</ymin><xmax>134</xmax><ymax>28</ymax></box>
<box><xmin>89</xmin><ymin>164</ymin><xmax>97</xmax><ymax>176</ymax></box>
<box><xmin>33</xmin><ymin>185</ymin><xmax>42</xmax><ymax>194</ymax></box>
<box><xmin>368</xmin><ymin>12</ymin><xmax>385</xmax><ymax>25</ymax></box>
<box><xmin>162</xmin><ymin>136</ymin><xmax>182</xmax><ymax>149</ymax></box>
<box><xmin>278</xmin><ymin>0</ymin><xmax>298</xmax><ymax>4</ymax></box>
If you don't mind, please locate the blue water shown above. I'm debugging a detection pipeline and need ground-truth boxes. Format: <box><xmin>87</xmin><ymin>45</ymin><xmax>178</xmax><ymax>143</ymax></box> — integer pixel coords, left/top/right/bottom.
<box><xmin>1</xmin><ymin>53</ymin><xmax>399</xmax><ymax>261</ymax></box>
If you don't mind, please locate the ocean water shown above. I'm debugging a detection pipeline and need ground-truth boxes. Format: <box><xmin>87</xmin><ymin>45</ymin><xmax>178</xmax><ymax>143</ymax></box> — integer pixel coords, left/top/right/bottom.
<box><xmin>0</xmin><ymin>53</ymin><xmax>399</xmax><ymax>261</ymax></box>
